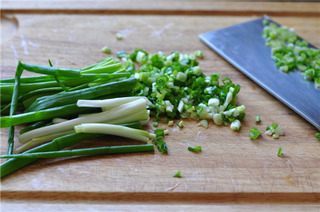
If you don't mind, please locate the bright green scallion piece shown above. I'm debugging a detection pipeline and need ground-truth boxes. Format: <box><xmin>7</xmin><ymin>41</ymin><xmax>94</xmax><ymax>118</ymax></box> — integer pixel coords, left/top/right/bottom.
<box><xmin>316</xmin><ymin>133</ymin><xmax>320</xmax><ymax>143</ymax></box>
<box><xmin>277</xmin><ymin>146</ymin><xmax>283</xmax><ymax>157</ymax></box>
<box><xmin>177</xmin><ymin>120</ymin><xmax>184</xmax><ymax>128</ymax></box>
<box><xmin>188</xmin><ymin>146</ymin><xmax>202</xmax><ymax>152</ymax></box>
<box><xmin>173</xmin><ymin>171</ymin><xmax>181</xmax><ymax>178</ymax></box>
<box><xmin>101</xmin><ymin>46</ymin><xmax>112</xmax><ymax>54</ymax></box>
<box><xmin>249</xmin><ymin>128</ymin><xmax>261</xmax><ymax>139</ymax></box>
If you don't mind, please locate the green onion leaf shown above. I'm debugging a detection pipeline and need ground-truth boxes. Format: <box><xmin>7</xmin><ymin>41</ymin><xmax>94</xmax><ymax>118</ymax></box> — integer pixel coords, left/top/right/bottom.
<box><xmin>277</xmin><ymin>146</ymin><xmax>283</xmax><ymax>157</ymax></box>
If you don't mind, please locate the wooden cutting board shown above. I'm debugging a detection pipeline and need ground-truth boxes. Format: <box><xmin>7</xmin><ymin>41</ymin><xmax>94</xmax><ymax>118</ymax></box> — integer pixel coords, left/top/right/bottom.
<box><xmin>1</xmin><ymin>14</ymin><xmax>319</xmax><ymax>204</ymax></box>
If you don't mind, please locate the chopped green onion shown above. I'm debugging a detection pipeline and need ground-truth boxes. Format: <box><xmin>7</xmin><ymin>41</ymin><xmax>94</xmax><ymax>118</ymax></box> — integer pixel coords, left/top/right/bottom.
<box><xmin>277</xmin><ymin>146</ymin><xmax>283</xmax><ymax>157</ymax></box>
<box><xmin>315</xmin><ymin>133</ymin><xmax>320</xmax><ymax>143</ymax></box>
<box><xmin>168</xmin><ymin>120</ymin><xmax>174</xmax><ymax>126</ymax></box>
<box><xmin>197</xmin><ymin>120</ymin><xmax>208</xmax><ymax>129</ymax></box>
<box><xmin>177</xmin><ymin>120</ymin><xmax>184</xmax><ymax>128</ymax></box>
<box><xmin>116</xmin><ymin>33</ymin><xmax>123</xmax><ymax>40</ymax></box>
<box><xmin>273</xmin><ymin>133</ymin><xmax>279</xmax><ymax>139</ymax></box>
<box><xmin>249</xmin><ymin>128</ymin><xmax>261</xmax><ymax>139</ymax></box>
<box><xmin>154</xmin><ymin>129</ymin><xmax>164</xmax><ymax>137</ymax></box>
<box><xmin>173</xmin><ymin>171</ymin><xmax>181</xmax><ymax>178</ymax></box>
<box><xmin>188</xmin><ymin>146</ymin><xmax>201</xmax><ymax>152</ymax></box>
<box><xmin>262</xmin><ymin>20</ymin><xmax>320</xmax><ymax>88</ymax></box>
<box><xmin>230</xmin><ymin>119</ymin><xmax>241</xmax><ymax>131</ymax></box>
<box><xmin>255</xmin><ymin>116</ymin><xmax>261</xmax><ymax>123</ymax></box>
<box><xmin>265</xmin><ymin>123</ymin><xmax>284</xmax><ymax>139</ymax></box>
<box><xmin>101</xmin><ymin>46</ymin><xmax>112</xmax><ymax>54</ymax></box>
<box><xmin>194</xmin><ymin>50</ymin><xmax>203</xmax><ymax>58</ymax></box>
<box><xmin>153</xmin><ymin>122</ymin><xmax>159</xmax><ymax>127</ymax></box>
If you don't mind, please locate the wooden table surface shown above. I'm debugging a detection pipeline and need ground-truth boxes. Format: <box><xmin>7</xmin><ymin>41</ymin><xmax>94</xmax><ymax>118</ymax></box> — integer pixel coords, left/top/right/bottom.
<box><xmin>1</xmin><ymin>1</ymin><xmax>320</xmax><ymax>211</ymax></box>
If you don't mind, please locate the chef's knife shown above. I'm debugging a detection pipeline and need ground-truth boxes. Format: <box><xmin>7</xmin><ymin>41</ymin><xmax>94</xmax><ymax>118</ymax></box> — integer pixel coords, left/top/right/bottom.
<box><xmin>199</xmin><ymin>17</ymin><xmax>320</xmax><ymax>130</ymax></box>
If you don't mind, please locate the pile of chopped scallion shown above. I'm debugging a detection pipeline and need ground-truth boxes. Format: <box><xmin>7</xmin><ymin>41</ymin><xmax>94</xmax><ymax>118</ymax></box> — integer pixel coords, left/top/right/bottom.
<box><xmin>119</xmin><ymin>49</ymin><xmax>246</xmax><ymax>129</ymax></box>
<box><xmin>262</xmin><ymin>19</ymin><xmax>320</xmax><ymax>89</ymax></box>
<box><xmin>0</xmin><ymin>49</ymin><xmax>246</xmax><ymax>178</ymax></box>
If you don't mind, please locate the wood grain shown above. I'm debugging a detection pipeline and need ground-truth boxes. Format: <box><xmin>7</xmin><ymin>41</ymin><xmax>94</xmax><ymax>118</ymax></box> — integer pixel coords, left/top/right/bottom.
<box><xmin>1</xmin><ymin>14</ymin><xmax>320</xmax><ymax>208</ymax></box>
<box><xmin>1</xmin><ymin>1</ymin><xmax>320</xmax><ymax>17</ymax></box>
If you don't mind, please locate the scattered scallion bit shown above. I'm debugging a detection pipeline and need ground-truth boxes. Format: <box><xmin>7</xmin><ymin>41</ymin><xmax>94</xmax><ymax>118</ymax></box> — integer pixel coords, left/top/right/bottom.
<box><xmin>194</xmin><ymin>50</ymin><xmax>203</xmax><ymax>58</ymax></box>
<box><xmin>262</xmin><ymin>19</ymin><xmax>320</xmax><ymax>89</ymax></box>
<box><xmin>188</xmin><ymin>146</ymin><xmax>201</xmax><ymax>152</ymax></box>
<box><xmin>101</xmin><ymin>46</ymin><xmax>112</xmax><ymax>54</ymax></box>
<box><xmin>154</xmin><ymin>129</ymin><xmax>164</xmax><ymax>137</ymax></box>
<box><xmin>230</xmin><ymin>119</ymin><xmax>241</xmax><ymax>131</ymax></box>
<box><xmin>177</xmin><ymin>120</ymin><xmax>184</xmax><ymax>128</ymax></box>
<box><xmin>277</xmin><ymin>146</ymin><xmax>283</xmax><ymax>157</ymax></box>
<box><xmin>249</xmin><ymin>128</ymin><xmax>261</xmax><ymax>139</ymax></box>
<box><xmin>153</xmin><ymin>122</ymin><xmax>159</xmax><ymax>127</ymax></box>
<box><xmin>197</xmin><ymin>120</ymin><xmax>208</xmax><ymax>129</ymax></box>
<box><xmin>255</xmin><ymin>116</ymin><xmax>261</xmax><ymax>123</ymax></box>
<box><xmin>168</xmin><ymin>120</ymin><xmax>174</xmax><ymax>127</ymax></box>
<box><xmin>164</xmin><ymin>129</ymin><xmax>169</xmax><ymax>135</ymax></box>
<box><xmin>265</xmin><ymin>123</ymin><xmax>284</xmax><ymax>139</ymax></box>
<box><xmin>316</xmin><ymin>133</ymin><xmax>320</xmax><ymax>143</ymax></box>
<box><xmin>173</xmin><ymin>171</ymin><xmax>181</xmax><ymax>178</ymax></box>
<box><xmin>154</xmin><ymin>129</ymin><xmax>167</xmax><ymax>154</ymax></box>
<box><xmin>116</xmin><ymin>33</ymin><xmax>123</xmax><ymax>40</ymax></box>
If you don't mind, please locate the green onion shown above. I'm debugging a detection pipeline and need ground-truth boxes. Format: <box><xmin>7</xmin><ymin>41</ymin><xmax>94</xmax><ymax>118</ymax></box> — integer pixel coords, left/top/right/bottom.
<box><xmin>168</xmin><ymin>120</ymin><xmax>174</xmax><ymax>126</ymax></box>
<box><xmin>154</xmin><ymin>129</ymin><xmax>164</xmax><ymax>137</ymax></box>
<box><xmin>230</xmin><ymin>119</ymin><xmax>241</xmax><ymax>131</ymax></box>
<box><xmin>277</xmin><ymin>146</ymin><xmax>283</xmax><ymax>157</ymax></box>
<box><xmin>25</xmin><ymin>78</ymin><xmax>136</xmax><ymax>112</ymax></box>
<box><xmin>154</xmin><ymin>129</ymin><xmax>167</xmax><ymax>154</ymax></box>
<box><xmin>123</xmin><ymin>49</ymin><xmax>245</xmax><ymax>128</ymax></box>
<box><xmin>197</xmin><ymin>120</ymin><xmax>208</xmax><ymax>129</ymax></box>
<box><xmin>194</xmin><ymin>50</ymin><xmax>203</xmax><ymax>58</ymax></box>
<box><xmin>265</xmin><ymin>123</ymin><xmax>284</xmax><ymax>138</ymax></box>
<box><xmin>315</xmin><ymin>133</ymin><xmax>320</xmax><ymax>143</ymax></box>
<box><xmin>262</xmin><ymin>20</ymin><xmax>320</xmax><ymax>89</ymax></box>
<box><xmin>188</xmin><ymin>146</ymin><xmax>202</xmax><ymax>152</ymax></box>
<box><xmin>255</xmin><ymin>116</ymin><xmax>261</xmax><ymax>123</ymax></box>
<box><xmin>1</xmin><ymin>122</ymin><xmax>142</xmax><ymax>178</ymax></box>
<box><xmin>101</xmin><ymin>46</ymin><xmax>112</xmax><ymax>54</ymax></box>
<box><xmin>116</xmin><ymin>33</ymin><xmax>123</xmax><ymax>40</ymax></box>
<box><xmin>74</xmin><ymin>123</ymin><xmax>155</xmax><ymax>143</ymax></box>
<box><xmin>249</xmin><ymin>128</ymin><xmax>261</xmax><ymax>139</ymax></box>
<box><xmin>7</xmin><ymin>62</ymin><xmax>24</xmax><ymax>154</ymax></box>
<box><xmin>173</xmin><ymin>171</ymin><xmax>181</xmax><ymax>178</ymax></box>
<box><xmin>1</xmin><ymin>144</ymin><xmax>154</xmax><ymax>159</ymax></box>
<box><xmin>1</xmin><ymin>133</ymin><xmax>104</xmax><ymax>178</ymax></box>
<box><xmin>20</xmin><ymin>120</ymin><xmax>51</xmax><ymax>134</ymax></box>
<box><xmin>153</xmin><ymin>122</ymin><xmax>159</xmax><ymax>127</ymax></box>
<box><xmin>177</xmin><ymin>120</ymin><xmax>184</xmax><ymax>128</ymax></box>
<box><xmin>18</xmin><ymin>98</ymin><xmax>149</xmax><ymax>144</ymax></box>
<box><xmin>0</xmin><ymin>103</ymin><xmax>98</xmax><ymax>128</ymax></box>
